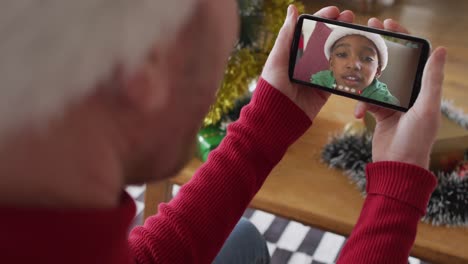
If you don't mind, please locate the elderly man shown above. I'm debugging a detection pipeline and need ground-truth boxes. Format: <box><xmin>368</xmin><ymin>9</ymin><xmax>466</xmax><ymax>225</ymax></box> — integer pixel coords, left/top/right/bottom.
<box><xmin>0</xmin><ymin>1</ymin><xmax>446</xmax><ymax>263</ymax></box>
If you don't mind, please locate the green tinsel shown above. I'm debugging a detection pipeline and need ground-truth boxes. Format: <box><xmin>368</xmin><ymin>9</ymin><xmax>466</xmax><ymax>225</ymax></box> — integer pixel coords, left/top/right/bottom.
<box><xmin>203</xmin><ymin>0</ymin><xmax>304</xmax><ymax>127</ymax></box>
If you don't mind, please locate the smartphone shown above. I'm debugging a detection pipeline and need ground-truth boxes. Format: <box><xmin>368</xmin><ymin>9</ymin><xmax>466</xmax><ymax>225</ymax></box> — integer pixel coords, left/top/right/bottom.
<box><xmin>289</xmin><ymin>14</ymin><xmax>431</xmax><ymax>111</ymax></box>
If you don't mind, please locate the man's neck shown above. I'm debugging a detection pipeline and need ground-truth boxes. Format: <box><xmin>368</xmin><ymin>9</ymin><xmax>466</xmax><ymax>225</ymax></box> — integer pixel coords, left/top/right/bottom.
<box><xmin>0</xmin><ymin>103</ymin><xmax>124</xmax><ymax>209</ymax></box>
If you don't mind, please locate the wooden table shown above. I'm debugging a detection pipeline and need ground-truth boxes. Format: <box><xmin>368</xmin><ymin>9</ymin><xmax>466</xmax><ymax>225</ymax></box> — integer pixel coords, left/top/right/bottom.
<box><xmin>144</xmin><ymin>95</ymin><xmax>468</xmax><ymax>264</ymax></box>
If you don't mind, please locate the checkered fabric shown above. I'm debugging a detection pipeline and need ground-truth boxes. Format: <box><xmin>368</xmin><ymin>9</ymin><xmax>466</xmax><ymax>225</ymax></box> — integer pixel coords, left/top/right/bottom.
<box><xmin>126</xmin><ymin>185</ymin><xmax>428</xmax><ymax>264</ymax></box>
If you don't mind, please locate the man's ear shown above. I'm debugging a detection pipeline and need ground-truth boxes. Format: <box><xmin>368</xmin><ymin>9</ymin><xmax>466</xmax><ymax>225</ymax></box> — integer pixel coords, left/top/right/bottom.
<box><xmin>121</xmin><ymin>49</ymin><xmax>168</xmax><ymax>112</ymax></box>
<box><xmin>375</xmin><ymin>66</ymin><xmax>382</xmax><ymax>79</ymax></box>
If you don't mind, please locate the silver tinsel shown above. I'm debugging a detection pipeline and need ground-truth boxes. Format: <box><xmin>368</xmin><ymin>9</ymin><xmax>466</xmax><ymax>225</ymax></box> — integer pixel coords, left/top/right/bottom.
<box><xmin>322</xmin><ymin>102</ymin><xmax>468</xmax><ymax>226</ymax></box>
<box><xmin>322</xmin><ymin>133</ymin><xmax>371</xmax><ymax>193</ymax></box>
<box><xmin>424</xmin><ymin>171</ymin><xmax>468</xmax><ymax>226</ymax></box>
<box><xmin>442</xmin><ymin>100</ymin><xmax>468</xmax><ymax>129</ymax></box>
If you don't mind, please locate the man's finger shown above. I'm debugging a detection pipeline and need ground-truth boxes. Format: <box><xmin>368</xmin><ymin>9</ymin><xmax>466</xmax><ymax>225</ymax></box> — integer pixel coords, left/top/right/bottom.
<box><xmin>337</xmin><ymin>10</ymin><xmax>355</xmax><ymax>23</ymax></box>
<box><xmin>314</xmin><ymin>6</ymin><xmax>341</xmax><ymax>19</ymax></box>
<box><xmin>271</xmin><ymin>5</ymin><xmax>341</xmax><ymax>63</ymax></box>
<box><xmin>274</xmin><ymin>5</ymin><xmax>298</xmax><ymax>50</ymax></box>
<box><xmin>266</xmin><ymin>5</ymin><xmax>298</xmax><ymax>67</ymax></box>
<box><xmin>383</xmin><ymin>19</ymin><xmax>410</xmax><ymax>34</ymax></box>
<box><xmin>354</xmin><ymin>101</ymin><xmax>397</xmax><ymax>122</ymax></box>
<box><xmin>354</xmin><ymin>101</ymin><xmax>368</xmax><ymax>119</ymax></box>
<box><xmin>368</xmin><ymin>17</ymin><xmax>384</xmax><ymax>29</ymax></box>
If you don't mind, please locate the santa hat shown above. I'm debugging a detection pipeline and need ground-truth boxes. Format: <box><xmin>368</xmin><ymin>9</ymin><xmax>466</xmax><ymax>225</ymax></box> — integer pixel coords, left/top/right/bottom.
<box><xmin>324</xmin><ymin>27</ymin><xmax>388</xmax><ymax>71</ymax></box>
<box><xmin>0</xmin><ymin>0</ymin><xmax>195</xmax><ymax>137</ymax></box>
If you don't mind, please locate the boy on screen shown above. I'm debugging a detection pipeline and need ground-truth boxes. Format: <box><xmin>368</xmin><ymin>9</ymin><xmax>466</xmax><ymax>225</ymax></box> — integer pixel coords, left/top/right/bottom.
<box><xmin>311</xmin><ymin>27</ymin><xmax>400</xmax><ymax>106</ymax></box>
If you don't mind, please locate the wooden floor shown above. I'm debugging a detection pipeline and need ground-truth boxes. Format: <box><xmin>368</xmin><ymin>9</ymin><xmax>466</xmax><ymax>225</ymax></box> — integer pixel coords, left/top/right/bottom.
<box><xmin>305</xmin><ymin>0</ymin><xmax>468</xmax><ymax>111</ymax></box>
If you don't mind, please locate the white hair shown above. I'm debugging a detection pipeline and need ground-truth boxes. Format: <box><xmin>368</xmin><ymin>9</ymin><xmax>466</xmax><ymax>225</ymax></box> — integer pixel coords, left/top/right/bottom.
<box><xmin>0</xmin><ymin>0</ymin><xmax>196</xmax><ymax>137</ymax></box>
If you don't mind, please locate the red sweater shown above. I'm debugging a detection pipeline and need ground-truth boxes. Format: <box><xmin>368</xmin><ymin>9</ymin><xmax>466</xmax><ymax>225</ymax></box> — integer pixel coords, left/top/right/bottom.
<box><xmin>0</xmin><ymin>79</ymin><xmax>436</xmax><ymax>264</ymax></box>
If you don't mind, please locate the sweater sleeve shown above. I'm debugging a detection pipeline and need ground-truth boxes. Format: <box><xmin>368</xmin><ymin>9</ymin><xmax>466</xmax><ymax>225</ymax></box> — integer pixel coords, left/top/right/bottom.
<box><xmin>128</xmin><ymin>78</ymin><xmax>312</xmax><ymax>264</ymax></box>
<box><xmin>337</xmin><ymin>161</ymin><xmax>437</xmax><ymax>264</ymax></box>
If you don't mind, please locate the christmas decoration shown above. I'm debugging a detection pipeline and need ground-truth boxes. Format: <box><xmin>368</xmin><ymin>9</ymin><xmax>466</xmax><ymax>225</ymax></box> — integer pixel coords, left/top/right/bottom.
<box><xmin>343</xmin><ymin>120</ymin><xmax>367</xmax><ymax>136</ymax></box>
<box><xmin>203</xmin><ymin>0</ymin><xmax>304</xmax><ymax>126</ymax></box>
<box><xmin>223</xmin><ymin>95</ymin><xmax>252</xmax><ymax>123</ymax></box>
<box><xmin>198</xmin><ymin>0</ymin><xmax>304</xmax><ymax>160</ymax></box>
<box><xmin>196</xmin><ymin>126</ymin><xmax>227</xmax><ymax>162</ymax></box>
<box><xmin>322</xmin><ymin>132</ymin><xmax>372</xmax><ymax>192</ymax></box>
<box><xmin>322</xmin><ymin>102</ymin><xmax>468</xmax><ymax>226</ymax></box>
<box><xmin>431</xmin><ymin>101</ymin><xmax>468</xmax><ymax>171</ymax></box>
<box><xmin>442</xmin><ymin>100</ymin><xmax>468</xmax><ymax>129</ymax></box>
<box><xmin>454</xmin><ymin>156</ymin><xmax>468</xmax><ymax>178</ymax></box>
<box><xmin>425</xmin><ymin>166</ymin><xmax>468</xmax><ymax>226</ymax></box>
<box><xmin>197</xmin><ymin>96</ymin><xmax>252</xmax><ymax>161</ymax></box>
<box><xmin>204</xmin><ymin>49</ymin><xmax>259</xmax><ymax>127</ymax></box>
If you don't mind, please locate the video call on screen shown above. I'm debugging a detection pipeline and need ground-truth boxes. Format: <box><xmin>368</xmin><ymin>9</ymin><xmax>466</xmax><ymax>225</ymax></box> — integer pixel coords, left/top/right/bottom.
<box><xmin>292</xmin><ymin>20</ymin><xmax>423</xmax><ymax>108</ymax></box>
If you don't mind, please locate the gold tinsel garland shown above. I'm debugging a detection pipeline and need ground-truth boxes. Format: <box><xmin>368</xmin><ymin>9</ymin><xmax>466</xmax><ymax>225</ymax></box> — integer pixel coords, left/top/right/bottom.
<box><xmin>203</xmin><ymin>0</ymin><xmax>304</xmax><ymax>126</ymax></box>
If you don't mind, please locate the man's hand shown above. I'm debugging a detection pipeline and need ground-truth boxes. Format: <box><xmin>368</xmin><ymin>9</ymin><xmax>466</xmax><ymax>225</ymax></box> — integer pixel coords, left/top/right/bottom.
<box><xmin>354</xmin><ymin>18</ymin><xmax>447</xmax><ymax>169</ymax></box>
<box><xmin>261</xmin><ymin>5</ymin><xmax>354</xmax><ymax>120</ymax></box>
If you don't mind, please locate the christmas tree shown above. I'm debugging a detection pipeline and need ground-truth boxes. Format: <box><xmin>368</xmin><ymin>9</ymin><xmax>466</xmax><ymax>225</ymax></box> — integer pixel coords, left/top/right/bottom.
<box><xmin>197</xmin><ymin>0</ymin><xmax>304</xmax><ymax>162</ymax></box>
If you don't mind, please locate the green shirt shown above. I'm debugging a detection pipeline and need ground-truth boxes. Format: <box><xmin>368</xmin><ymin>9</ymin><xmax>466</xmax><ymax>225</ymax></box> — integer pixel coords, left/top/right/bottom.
<box><xmin>311</xmin><ymin>70</ymin><xmax>400</xmax><ymax>106</ymax></box>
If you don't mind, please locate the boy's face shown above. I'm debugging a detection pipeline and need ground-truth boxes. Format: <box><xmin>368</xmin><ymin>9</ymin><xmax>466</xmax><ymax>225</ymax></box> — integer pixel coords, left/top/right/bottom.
<box><xmin>329</xmin><ymin>35</ymin><xmax>381</xmax><ymax>91</ymax></box>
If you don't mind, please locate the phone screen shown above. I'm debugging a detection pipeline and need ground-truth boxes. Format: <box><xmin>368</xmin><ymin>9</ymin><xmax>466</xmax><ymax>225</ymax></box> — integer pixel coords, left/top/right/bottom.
<box><xmin>289</xmin><ymin>15</ymin><xmax>430</xmax><ymax>111</ymax></box>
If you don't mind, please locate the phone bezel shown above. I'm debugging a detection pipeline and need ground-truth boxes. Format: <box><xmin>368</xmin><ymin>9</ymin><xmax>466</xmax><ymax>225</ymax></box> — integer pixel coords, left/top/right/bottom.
<box><xmin>288</xmin><ymin>14</ymin><xmax>431</xmax><ymax>112</ymax></box>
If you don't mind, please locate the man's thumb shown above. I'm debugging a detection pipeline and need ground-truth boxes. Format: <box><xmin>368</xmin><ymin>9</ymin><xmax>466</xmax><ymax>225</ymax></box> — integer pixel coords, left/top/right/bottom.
<box><xmin>416</xmin><ymin>47</ymin><xmax>447</xmax><ymax>110</ymax></box>
<box><xmin>270</xmin><ymin>5</ymin><xmax>298</xmax><ymax>59</ymax></box>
